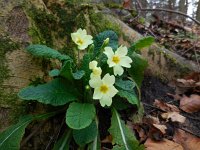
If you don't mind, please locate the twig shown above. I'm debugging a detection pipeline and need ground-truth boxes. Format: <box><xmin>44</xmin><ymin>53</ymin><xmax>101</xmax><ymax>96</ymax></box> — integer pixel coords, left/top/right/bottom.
<box><xmin>135</xmin><ymin>0</ymin><xmax>200</xmax><ymax>26</ymax></box>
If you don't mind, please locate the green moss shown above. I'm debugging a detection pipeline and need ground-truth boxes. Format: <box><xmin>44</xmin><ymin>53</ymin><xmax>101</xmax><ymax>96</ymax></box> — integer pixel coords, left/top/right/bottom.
<box><xmin>89</xmin><ymin>11</ymin><xmax>121</xmax><ymax>36</ymax></box>
<box><xmin>0</xmin><ymin>36</ymin><xmax>25</xmax><ymax>129</ymax></box>
<box><xmin>162</xmin><ymin>50</ymin><xmax>190</xmax><ymax>76</ymax></box>
<box><xmin>27</xmin><ymin>6</ymin><xmax>56</xmax><ymax>47</ymax></box>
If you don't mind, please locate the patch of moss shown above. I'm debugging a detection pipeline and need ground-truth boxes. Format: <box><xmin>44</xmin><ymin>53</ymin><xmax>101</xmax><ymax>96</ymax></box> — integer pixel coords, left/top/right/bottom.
<box><xmin>27</xmin><ymin>6</ymin><xmax>56</xmax><ymax>47</ymax></box>
<box><xmin>89</xmin><ymin>11</ymin><xmax>121</xmax><ymax>36</ymax></box>
<box><xmin>0</xmin><ymin>36</ymin><xmax>25</xmax><ymax>128</ymax></box>
<box><xmin>162</xmin><ymin>50</ymin><xmax>190</xmax><ymax>76</ymax></box>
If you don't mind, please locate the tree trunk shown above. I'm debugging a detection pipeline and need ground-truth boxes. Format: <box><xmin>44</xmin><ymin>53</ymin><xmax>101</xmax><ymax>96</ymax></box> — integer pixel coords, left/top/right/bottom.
<box><xmin>0</xmin><ymin>0</ymin><xmax>198</xmax><ymax>133</ymax></box>
<box><xmin>178</xmin><ymin>0</ymin><xmax>187</xmax><ymax>22</ymax></box>
<box><xmin>196</xmin><ymin>0</ymin><xmax>200</xmax><ymax>21</ymax></box>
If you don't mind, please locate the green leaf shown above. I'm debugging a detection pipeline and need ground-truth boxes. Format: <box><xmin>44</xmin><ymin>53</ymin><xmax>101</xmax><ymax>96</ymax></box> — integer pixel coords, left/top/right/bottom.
<box><xmin>128</xmin><ymin>52</ymin><xmax>148</xmax><ymax>88</ymax></box>
<box><xmin>81</xmin><ymin>53</ymin><xmax>92</xmax><ymax>84</ymax></box>
<box><xmin>72</xmin><ymin>70</ymin><xmax>85</xmax><ymax>80</ymax></box>
<box><xmin>129</xmin><ymin>36</ymin><xmax>154</xmax><ymax>52</ymax></box>
<box><xmin>117</xmin><ymin>90</ymin><xmax>139</xmax><ymax>107</ymax></box>
<box><xmin>115</xmin><ymin>79</ymin><xmax>136</xmax><ymax>91</ymax></box>
<box><xmin>93</xmin><ymin>30</ymin><xmax>118</xmax><ymax>56</ymax></box>
<box><xmin>73</xmin><ymin>121</ymin><xmax>97</xmax><ymax>146</ymax></box>
<box><xmin>0</xmin><ymin>116</ymin><xmax>33</xmax><ymax>150</ymax></box>
<box><xmin>26</xmin><ymin>44</ymin><xmax>71</xmax><ymax>61</ymax></box>
<box><xmin>60</xmin><ymin>60</ymin><xmax>73</xmax><ymax>80</ymax></box>
<box><xmin>49</xmin><ymin>69</ymin><xmax>60</xmax><ymax>77</ymax></box>
<box><xmin>66</xmin><ymin>102</ymin><xmax>96</xmax><ymax>130</ymax></box>
<box><xmin>0</xmin><ymin>112</ymin><xmax>58</xmax><ymax>150</ymax></box>
<box><xmin>87</xmin><ymin>134</ymin><xmax>101</xmax><ymax>150</ymax></box>
<box><xmin>108</xmin><ymin>108</ymin><xmax>144</xmax><ymax>150</ymax></box>
<box><xmin>18</xmin><ymin>78</ymin><xmax>78</xmax><ymax>106</ymax></box>
<box><xmin>53</xmin><ymin>130</ymin><xmax>72</xmax><ymax>150</ymax></box>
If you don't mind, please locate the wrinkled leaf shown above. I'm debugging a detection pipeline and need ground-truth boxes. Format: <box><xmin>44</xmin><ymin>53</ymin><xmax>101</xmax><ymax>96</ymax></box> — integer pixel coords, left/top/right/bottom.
<box><xmin>60</xmin><ymin>61</ymin><xmax>73</xmax><ymax>80</ymax></box>
<box><xmin>26</xmin><ymin>44</ymin><xmax>70</xmax><ymax>61</ymax></box>
<box><xmin>145</xmin><ymin>138</ymin><xmax>183</xmax><ymax>150</ymax></box>
<box><xmin>73</xmin><ymin>121</ymin><xmax>97</xmax><ymax>146</ymax></box>
<box><xmin>161</xmin><ymin>112</ymin><xmax>186</xmax><ymax>123</ymax></box>
<box><xmin>115</xmin><ymin>79</ymin><xmax>136</xmax><ymax>91</ymax></box>
<box><xmin>49</xmin><ymin>69</ymin><xmax>60</xmax><ymax>77</ymax></box>
<box><xmin>173</xmin><ymin>129</ymin><xmax>200</xmax><ymax>150</ymax></box>
<box><xmin>66</xmin><ymin>102</ymin><xmax>96</xmax><ymax>129</ymax></box>
<box><xmin>117</xmin><ymin>90</ymin><xmax>139</xmax><ymax>107</ymax></box>
<box><xmin>18</xmin><ymin>78</ymin><xmax>78</xmax><ymax>106</ymax></box>
<box><xmin>153</xmin><ymin>99</ymin><xmax>180</xmax><ymax>112</ymax></box>
<box><xmin>72</xmin><ymin>70</ymin><xmax>85</xmax><ymax>80</ymax></box>
<box><xmin>81</xmin><ymin>53</ymin><xmax>92</xmax><ymax>84</ymax></box>
<box><xmin>128</xmin><ymin>52</ymin><xmax>148</xmax><ymax>88</ymax></box>
<box><xmin>179</xmin><ymin>94</ymin><xmax>200</xmax><ymax>113</ymax></box>
<box><xmin>93</xmin><ymin>30</ymin><xmax>118</xmax><ymax>56</ymax></box>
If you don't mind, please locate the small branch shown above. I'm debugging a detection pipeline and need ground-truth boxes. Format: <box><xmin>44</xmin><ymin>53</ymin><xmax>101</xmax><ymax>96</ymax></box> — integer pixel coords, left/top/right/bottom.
<box><xmin>135</xmin><ymin>0</ymin><xmax>200</xmax><ymax>26</ymax></box>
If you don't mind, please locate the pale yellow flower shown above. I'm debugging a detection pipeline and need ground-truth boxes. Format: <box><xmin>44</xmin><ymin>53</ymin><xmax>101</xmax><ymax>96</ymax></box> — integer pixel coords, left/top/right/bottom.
<box><xmin>89</xmin><ymin>73</ymin><xmax>118</xmax><ymax>107</ymax></box>
<box><xmin>71</xmin><ymin>28</ymin><xmax>93</xmax><ymax>50</ymax></box>
<box><xmin>104</xmin><ymin>46</ymin><xmax>132</xmax><ymax>76</ymax></box>
<box><xmin>89</xmin><ymin>60</ymin><xmax>102</xmax><ymax>78</ymax></box>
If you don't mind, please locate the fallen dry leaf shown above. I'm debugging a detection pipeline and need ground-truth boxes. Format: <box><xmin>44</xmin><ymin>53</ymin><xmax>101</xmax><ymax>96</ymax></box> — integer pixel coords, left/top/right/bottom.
<box><xmin>173</xmin><ymin>129</ymin><xmax>200</xmax><ymax>150</ymax></box>
<box><xmin>161</xmin><ymin>112</ymin><xmax>186</xmax><ymax>123</ymax></box>
<box><xmin>133</xmin><ymin>124</ymin><xmax>147</xmax><ymax>142</ymax></box>
<box><xmin>144</xmin><ymin>138</ymin><xmax>183</xmax><ymax>150</ymax></box>
<box><xmin>175</xmin><ymin>76</ymin><xmax>200</xmax><ymax>94</ymax></box>
<box><xmin>143</xmin><ymin>115</ymin><xmax>160</xmax><ymax>124</ymax></box>
<box><xmin>154</xmin><ymin>99</ymin><xmax>180</xmax><ymax>112</ymax></box>
<box><xmin>101</xmin><ymin>135</ymin><xmax>112</xmax><ymax>144</ymax></box>
<box><xmin>153</xmin><ymin>124</ymin><xmax>167</xmax><ymax>134</ymax></box>
<box><xmin>179</xmin><ymin>94</ymin><xmax>200</xmax><ymax>113</ymax></box>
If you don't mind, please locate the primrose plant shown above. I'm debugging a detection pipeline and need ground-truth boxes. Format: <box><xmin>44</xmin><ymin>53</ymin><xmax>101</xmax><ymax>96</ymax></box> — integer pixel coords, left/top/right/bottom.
<box><xmin>0</xmin><ymin>29</ymin><xmax>154</xmax><ymax>150</ymax></box>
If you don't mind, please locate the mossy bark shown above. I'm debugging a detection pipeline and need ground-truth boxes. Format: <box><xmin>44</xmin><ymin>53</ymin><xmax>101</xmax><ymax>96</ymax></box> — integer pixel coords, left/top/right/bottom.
<box><xmin>0</xmin><ymin>0</ymin><xmax>198</xmax><ymax>132</ymax></box>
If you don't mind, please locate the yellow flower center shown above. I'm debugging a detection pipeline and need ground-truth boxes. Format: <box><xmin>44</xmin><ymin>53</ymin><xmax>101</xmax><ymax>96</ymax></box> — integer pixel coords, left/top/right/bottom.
<box><xmin>100</xmin><ymin>85</ymin><xmax>109</xmax><ymax>94</ymax></box>
<box><xmin>112</xmin><ymin>55</ymin><xmax>120</xmax><ymax>64</ymax></box>
<box><xmin>77</xmin><ymin>38</ymin><xmax>83</xmax><ymax>45</ymax></box>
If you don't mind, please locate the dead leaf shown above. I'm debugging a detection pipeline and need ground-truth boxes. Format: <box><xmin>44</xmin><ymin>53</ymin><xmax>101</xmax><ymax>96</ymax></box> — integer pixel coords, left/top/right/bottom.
<box><xmin>144</xmin><ymin>138</ymin><xmax>183</xmax><ymax>150</ymax></box>
<box><xmin>175</xmin><ymin>79</ymin><xmax>196</xmax><ymax>94</ymax></box>
<box><xmin>179</xmin><ymin>94</ymin><xmax>200</xmax><ymax>113</ymax></box>
<box><xmin>153</xmin><ymin>124</ymin><xmax>167</xmax><ymax>134</ymax></box>
<box><xmin>133</xmin><ymin>124</ymin><xmax>147</xmax><ymax>142</ymax></box>
<box><xmin>173</xmin><ymin>129</ymin><xmax>200</xmax><ymax>150</ymax></box>
<box><xmin>101</xmin><ymin>135</ymin><xmax>112</xmax><ymax>144</ymax></box>
<box><xmin>154</xmin><ymin>99</ymin><xmax>180</xmax><ymax>112</ymax></box>
<box><xmin>161</xmin><ymin>112</ymin><xmax>186</xmax><ymax>123</ymax></box>
<box><xmin>123</xmin><ymin>0</ymin><xmax>132</xmax><ymax>9</ymax></box>
<box><xmin>143</xmin><ymin>115</ymin><xmax>160</xmax><ymax>124</ymax></box>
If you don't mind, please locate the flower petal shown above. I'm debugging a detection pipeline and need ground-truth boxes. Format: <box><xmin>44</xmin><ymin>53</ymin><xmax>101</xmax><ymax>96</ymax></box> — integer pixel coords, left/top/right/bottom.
<box><xmin>102</xmin><ymin>73</ymin><xmax>115</xmax><ymax>85</ymax></box>
<box><xmin>113</xmin><ymin>65</ymin><xmax>124</xmax><ymax>76</ymax></box>
<box><xmin>104</xmin><ymin>47</ymin><xmax>114</xmax><ymax>59</ymax></box>
<box><xmin>89</xmin><ymin>61</ymin><xmax>98</xmax><ymax>69</ymax></box>
<box><xmin>100</xmin><ymin>95</ymin><xmax>112</xmax><ymax>107</ymax></box>
<box><xmin>89</xmin><ymin>77</ymin><xmax>102</xmax><ymax>88</ymax></box>
<box><xmin>77</xmin><ymin>28</ymin><xmax>86</xmax><ymax>35</ymax></box>
<box><xmin>93</xmin><ymin>87</ymin><xmax>103</xmax><ymax>99</ymax></box>
<box><xmin>108</xmin><ymin>86</ymin><xmax>118</xmax><ymax>97</ymax></box>
<box><xmin>120</xmin><ymin>56</ymin><xmax>132</xmax><ymax>68</ymax></box>
<box><xmin>115</xmin><ymin>45</ymin><xmax>128</xmax><ymax>56</ymax></box>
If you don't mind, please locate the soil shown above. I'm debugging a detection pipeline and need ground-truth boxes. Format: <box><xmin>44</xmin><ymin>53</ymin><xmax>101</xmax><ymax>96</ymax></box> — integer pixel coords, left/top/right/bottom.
<box><xmin>141</xmin><ymin>74</ymin><xmax>200</xmax><ymax>138</ymax></box>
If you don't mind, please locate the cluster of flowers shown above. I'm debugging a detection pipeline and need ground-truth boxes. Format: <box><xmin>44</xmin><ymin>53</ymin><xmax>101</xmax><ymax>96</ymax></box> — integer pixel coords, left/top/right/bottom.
<box><xmin>71</xmin><ymin>28</ymin><xmax>133</xmax><ymax>107</ymax></box>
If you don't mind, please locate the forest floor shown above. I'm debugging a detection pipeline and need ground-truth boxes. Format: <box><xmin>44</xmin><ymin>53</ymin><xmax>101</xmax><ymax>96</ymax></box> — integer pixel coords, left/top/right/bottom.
<box><xmin>127</xmin><ymin>15</ymin><xmax>200</xmax><ymax>149</ymax></box>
